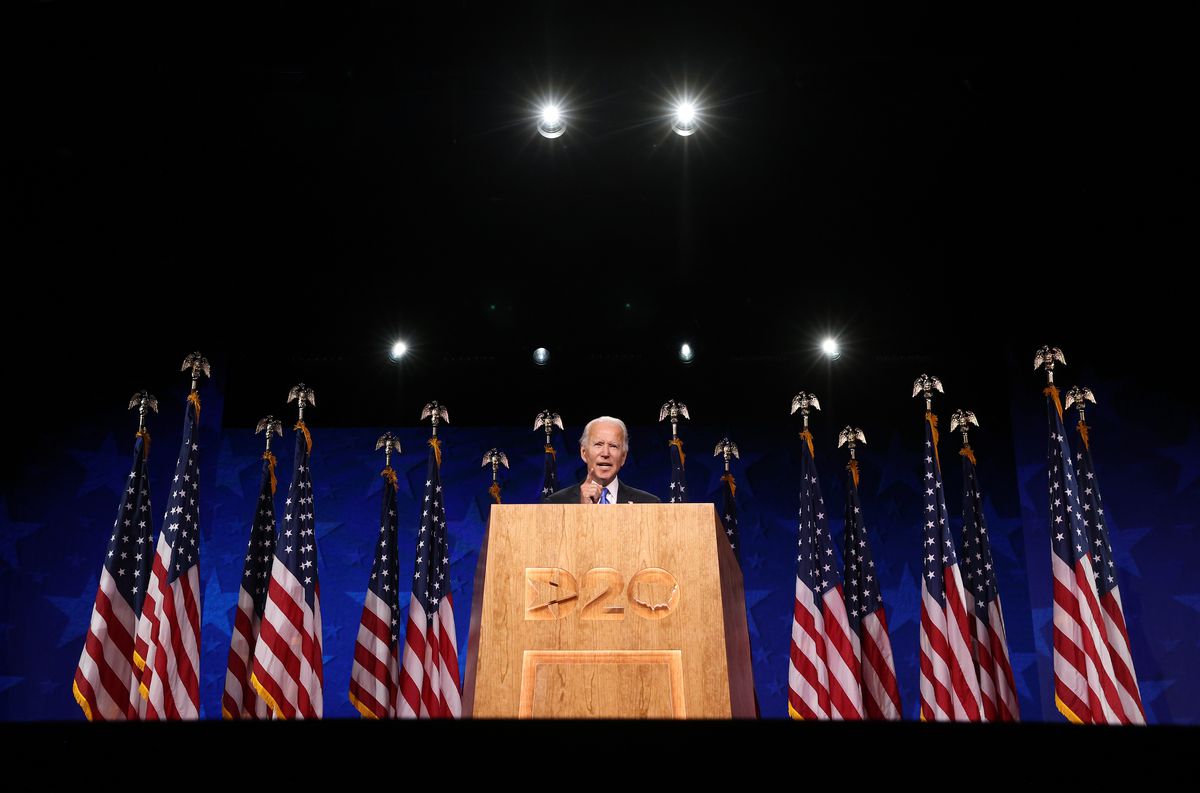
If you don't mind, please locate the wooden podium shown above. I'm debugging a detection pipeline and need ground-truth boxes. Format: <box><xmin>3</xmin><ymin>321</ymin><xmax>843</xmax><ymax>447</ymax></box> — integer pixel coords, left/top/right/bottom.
<box><xmin>463</xmin><ymin>503</ymin><xmax>755</xmax><ymax>718</ymax></box>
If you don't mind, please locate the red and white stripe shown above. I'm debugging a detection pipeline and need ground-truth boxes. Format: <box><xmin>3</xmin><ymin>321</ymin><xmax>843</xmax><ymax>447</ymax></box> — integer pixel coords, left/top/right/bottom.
<box><xmin>250</xmin><ymin>560</ymin><xmax>324</xmax><ymax>719</ymax></box>
<box><xmin>788</xmin><ymin>576</ymin><xmax>830</xmax><ymax>718</ymax></box>
<box><xmin>349</xmin><ymin>589</ymin><xmax>400</xmax><ymax>718</ymax></box>
<box><xmin>73</xmin><ymin>567</ymin><xmax>138</xmax><ymax>721</ymax></box>
<box><xmin>919</xmin><ymin>563</ymin><xmax>983</xmax><ymax>721</ymax></box>
<box><xmin>136</xmin><ymin>535</ymin><xmax>201</xmax><ymax>719</ymax></box>
<box><xmin>222</xmin><ymin>586</ymin><xmax>270</xmax><ymax>719</ymax></box>
<box><xmin>858</xmin><ymin>609</ymin><xmax>902</xmax><ymax>720</ymax></box>
<box><xmin>788</xmin><ymin>579</ymin><xmax>864</xmax><ymax>720</ymax></box>
<box><xmin>1098</xmin><ymin>587</ymin><xmax>1146</xmax><ymax>720</ymax></box>
<box><xmin>964</xmin><ymin>592</ymin><xmax>1019</xmax><ymax>722</ymax></box>
<box><xmin>1051</xmin><ymin>551</ymin><xmax>1144</xmax><ymax>724</ymax></box>
<box><xmin>398</xmin><ymin>594</ymin><xmax>461</xmax><ymax>718</ymax></box>
<box><xmin>821</xmin><ymin>586</ymin><xmax>864</xmax><ymax>719</ymax></box>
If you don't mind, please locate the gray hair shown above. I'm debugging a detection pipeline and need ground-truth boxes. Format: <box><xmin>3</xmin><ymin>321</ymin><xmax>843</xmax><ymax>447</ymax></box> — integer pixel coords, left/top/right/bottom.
<box><xmin>579</xmin><ymin>416</ymin><xmax>629</xmax><ymax>452</ymax></box>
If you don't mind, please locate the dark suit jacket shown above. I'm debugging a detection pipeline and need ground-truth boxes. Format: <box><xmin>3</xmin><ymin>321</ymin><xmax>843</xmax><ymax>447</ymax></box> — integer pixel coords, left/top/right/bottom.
<box><xmin>542</xmin><ymin>481</ymin><xmax>661</xmax><ymax>504</ymax></box>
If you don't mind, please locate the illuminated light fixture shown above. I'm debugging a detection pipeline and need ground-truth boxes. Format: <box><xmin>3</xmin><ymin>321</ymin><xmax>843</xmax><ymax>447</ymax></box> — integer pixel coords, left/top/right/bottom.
<box><xmin>821</xmin><ymin>338</ymin><xmax>841</xmax><ymax>360</ymax></box>
<box><xmin>672</xmin><ymin>101</ymin><xmax>697</xmax><ymax>136</ymax></box>
<box><xmin>537</xmin><ymin>104</ymin><xmax>565</xmax><ymax>139</ymax></box>
<box><xmin>389</xmin><ymin>340</ymin><xmax>408</xmax><ymax>361</ymax></box>
<box><xmin>533</xmin><ymin>347</ymin><xmax>551</xmax><ymax>366</ymax></box>
<box><xmin>679</xmin><ymin>342</ymin><xmax>695</xmax><ymax>363</ymax></box>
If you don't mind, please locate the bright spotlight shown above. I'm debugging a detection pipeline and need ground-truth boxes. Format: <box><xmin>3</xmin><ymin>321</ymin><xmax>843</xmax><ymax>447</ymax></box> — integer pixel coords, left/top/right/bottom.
<box><xmin>679</xmin><ymin>342</ymin><xmax>695</xmax><ymax>363</ymax></box>
<box><xmin>672</xmin><ymin>101</ymin><xmax>697</xmax><ymax>136</ymax></box>
<box><xmin>389</xmin><ymin>340</ymin><xmax>408</xmax><ymax>361</ymax></box>
<box><xmin>821</xmin><ymin>338</ymin><xmax>841</xmax><ymax>360</ymax></box>
<box><xmin>533</xmin><ymin>347</ymin><xmax>550</xmax><ymax>366</ymax></box>
<box><xmin>537</xmin><ymin>104</ymin><xmax>565</xmax><ymax>139</ymax></box>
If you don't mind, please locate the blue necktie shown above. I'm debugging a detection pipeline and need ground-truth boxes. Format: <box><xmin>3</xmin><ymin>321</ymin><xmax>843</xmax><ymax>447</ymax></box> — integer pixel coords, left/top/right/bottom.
<box><xmin>600</xmin><ymin>486</ymin><xmax>610</xmax><ymax>504</ymax></box>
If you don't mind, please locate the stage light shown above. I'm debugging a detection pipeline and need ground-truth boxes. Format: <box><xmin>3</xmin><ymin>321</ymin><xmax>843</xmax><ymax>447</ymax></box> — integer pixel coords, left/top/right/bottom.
<box><xmin>821</xmin><ymin>338</ymin><xmax>841</xmax><ymax>360</ymax></box>
<box><xmin>533</xmin><ymin>347</ymin><xmax>551</xmax><ymax>366</ymax></box>
<box><xmin>679</xmin><ymin>342</ymin><xmax>695</xmax><ymax>363</ymax></box>
<box><xmin>672</xmin><ymin>101</ymin><xmax>697</xmax><ymax>136</ymax></box>
<box><xmin>389</xmin><ymin>340</ymin><xmax>408</xmax><ymax>361</ymax></box>
<box><xmin>537</xmin><ymin>104</ymin><xmax>565</xmax><ymax>139</ymax></box>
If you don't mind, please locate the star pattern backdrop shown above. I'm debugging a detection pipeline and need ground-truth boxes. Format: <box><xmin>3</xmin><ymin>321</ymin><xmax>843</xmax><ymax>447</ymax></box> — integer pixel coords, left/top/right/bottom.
<box><xmin>2</xmin><ymin>369</ymin><xmax>1198</xmax><ymax>722</ymax></box>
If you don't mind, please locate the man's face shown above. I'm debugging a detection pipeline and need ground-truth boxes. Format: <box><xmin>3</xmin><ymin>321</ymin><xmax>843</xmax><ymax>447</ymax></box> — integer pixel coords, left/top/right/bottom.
<box><xmin>580</xmin><ymin>421</ymin><xmax>627</xmax><ymax>487</ymax></box>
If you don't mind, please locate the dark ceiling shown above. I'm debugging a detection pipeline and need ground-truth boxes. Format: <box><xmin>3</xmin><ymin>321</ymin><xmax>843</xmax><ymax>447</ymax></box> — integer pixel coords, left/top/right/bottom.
<box><xmin>6</xmin><ymin>3</ymin><xmax>1189</xmax><ymax>432</ymax></box>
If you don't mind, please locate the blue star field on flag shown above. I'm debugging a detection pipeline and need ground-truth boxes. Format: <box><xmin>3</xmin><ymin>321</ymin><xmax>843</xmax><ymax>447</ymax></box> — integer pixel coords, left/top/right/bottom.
<box><xmin>110</xmin><ymin>432</ymin><xmax>156</xmax><ymax>617</ymax></box>
<box><xmin>279</xmin><ymin>426</ymin><xmax>319</xmax><ymax>608</ymax></box>
<box><xmin>960</xmin><ymin>451</ymin><xmax>1000</xmax><ymax>618</ymax></box>
<box><xmin>412</xmin><ymin>442</ymin><xmax>451</xmax><ymax>621</ymax></box>
<box><xmin>161</xmin><ymin>398</ymin><xmax>202</xmax><ymax>587</ymax></box>
<box><xmin>842</xmin><ymin>465</ymin><xmax>883</xmax><ymax>632</ymax></box>
<box><xmin>241</xmin><ymin>454</ymin><xmax>279</xmax><ymax>617</ymax></box>
<box><xmin>920</xmin><ymin>416</ymin><xmax>958</xmax><ymax>604</ymax></box>
<box><xmin>541</xmin><ymin>443</ymin><xmax>559</xmax><ymax>499</ymax></box>
<box><xmin>719</xmin><ymin>473</ymin><xmax>741</xmax><ymax>560</ymax></box>
<box><xmin>371</xmin><ymin>469</ymin><xmax>402</xmax><ymax>647</ymax></box>
<box><xmin>668</xmin><ymin>439</ymin><xmax>687</xmax><ymax>503</ymax></box>
<box><xmin>1069</xmin><ymin>430</ymin><xmax>1117</xmax><ymax>595</ymax></box>
<box><xmin>796</xmin><ymin>435</ymin><xmax>840</xmax><ymax>598</ymax></box>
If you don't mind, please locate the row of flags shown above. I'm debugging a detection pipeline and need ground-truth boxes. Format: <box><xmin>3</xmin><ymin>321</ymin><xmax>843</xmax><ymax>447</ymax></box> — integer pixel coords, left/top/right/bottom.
<box><xmin>75</xmin><ymin>352</ymin><xmax>1145</xmax><ymax>723</ymax></box>
<box><xmin>74</xmin><ymin>358</ymin><xmax>208</xmax><ymax>721</ymax></box>
<box><xmin>787</xmin><ymin>423</ymin><xmax>901</xmax><ymax>720</ymax></box>
<box><xmin>74</xmin><ymin>367</ymin><xmax>463</xmax><ymax>721</ymax></box>
<box><xmin>788</xmin><ymin>356</ymin><xmax>1145</xmax><ymax>725</ymax></box>
<box><xmin>1039</xmin><ymin>349</ymin><xmax>1145</xmax><ymax>724</ymax></box>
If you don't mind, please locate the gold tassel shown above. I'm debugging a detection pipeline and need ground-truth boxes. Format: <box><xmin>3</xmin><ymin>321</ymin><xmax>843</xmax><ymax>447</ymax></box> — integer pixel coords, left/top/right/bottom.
<box><xmin>1044</xmin><ymin>385</ymin><xmax>1064</xmax><ymax>421</ymax></box>
<box><xmin>187</xmin><ymin>390</ymin><xmax>202</xmax><ymax>422</ymax></box>
<box><xmin>294</xmin><ymin>420</ymin><xmax>313</xmax><ymax>454</ymax></box>
<box><xmin>1077</xmin><ymin>419</ymin><xmax>1091</xmax><ymax>451</ymax></box>
<box><xmin>669</xmin><ymin>437</ymin><xmax>686</xmax><ymax>468</ymax></box>
<box><xmin>348</xmin><ymin>690</ymin><xmax>381</xmax><ymax>720</ymax></box>
<box><xmin>798</xmin><ymin>429</ymin><xmax>815</xmax><ymax>458</ymax></box>
<box><xmin>72</xmin><ymin>680</ymin><xmax>94</xmax><ymax>722</ymax></box>
<box><xmin>1055</xmin><ymin>693</ymin><xmax>1085</xmax><ymax>725</ymax></box>
<box><xmin>428</xmin><ymin>436</ymin><xmax>442</xmax><ymax>468</ymax></box>
<box><xmin>264</xmin><ymin>451</ymin><xmax>278</xmax><ymax>495</ymax></box>
<box><xmin>847</xmin><ymin>459</ymin><xmax>860</xmax><ymax>489</ymax></box>
<box><xmin>136</xmin><ymin>428</ymin><xmax>151</xmax><ymax>461</ymax></box>
<box><xmin>249</xmin><ymin>672</ymin><xmax>287</xmax><ymax>720</ymax></box>
<box><xmin>721</xmin><ymin>472</ymin><xmax>737</xmax><ymax>498</ymax></box>
<box><xmin>959</xmin><ymin>445</ymin><xmax>977</xmax><ymax>467</ymax></box>
<box><xmin>544</xmin><ymin>444</ymin><xmax>556</xmax><ymax>459</ymax></box>
<box><xmin>926</xmin><ymin>411</ymin><xmax>941</xmax><ymax>470</ymax></box>
<box><xmin>381</xmin><ymin>466</ymin><xmax>397</xmax><ymax>488</ymax></box>
<box><xmin>488</xmin><ymin>481</ymin><xmax>502</xmax><ymax>504</ymax></box>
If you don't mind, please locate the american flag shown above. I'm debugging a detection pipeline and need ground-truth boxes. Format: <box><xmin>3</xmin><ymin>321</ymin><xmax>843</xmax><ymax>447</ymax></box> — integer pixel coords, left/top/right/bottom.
<box><xmin>787</xmin><ymin>431</ymin><xmax>864</xmax><ymax>720</ymax></box>
<box><xmin>73</xmin><ymin>429</ymin><xmax>156</xmax><ymax>720</ymax></box>
<box><xmin>1069</xmin><ymin>413</ymin><xmax>1145</xmax><ymax>721</ymax></box>
<box><xmin>668</xmin><ymin>438</ymin><xmax>687</xmax><ymax>502</ymax></box>
<box><xmin>718</xmin><ymin>473</ymin><xmax>741</xmax><ymax>560</ymax></box>
<box><xmin>250</xmin><ymin>422</ymin><xmax>324</xmax><ymax>718</ymax></box>
<box><xmin>842</xmin><ymin>461</ymin><xmax>902</xmax><ymax>720</ymax></box>
<box><xmin>917</xmin><ymin>412</ymin><xmax>982</xmax><ymax>721</ymax></box>
<box><xmin>1047</xmin><ymin>389</ymin><xmax>1144</xmax><ymax>724</ymax></box>
<box><xmin>221</xmin><ymin>451</ymin><xmax>278</xmax><ymax>719</ymax></box>
<box><xmin>398</xmin><ymin>438</ymin><xmax>462</xmax><ymax>718</ymax></box>
<box><xmin>135</xmin><ymin>392</ymin><xmax>203</xmax><ymax>719</ymax></box>
<box><xmin>959</xmin><ymin>445</ymin><xmax>1020</xmax><ymax>721</ymax></box>
<box><xmin>349</xmin><ymin>465</ymin><xmax>403</xmax><ymax>718</ymax></box>
<box><xmin>541</xmin><ymin>442</ymin><xmax>559</xmax><ymax>499</ymax></box>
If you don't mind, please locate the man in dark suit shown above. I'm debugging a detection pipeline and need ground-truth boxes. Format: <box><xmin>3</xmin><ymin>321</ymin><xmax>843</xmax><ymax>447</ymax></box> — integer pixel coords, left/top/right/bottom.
<box><xmin>542</xmin><ymin>416</ymin><xmax>661</xmax><ymax>504</ymax></box>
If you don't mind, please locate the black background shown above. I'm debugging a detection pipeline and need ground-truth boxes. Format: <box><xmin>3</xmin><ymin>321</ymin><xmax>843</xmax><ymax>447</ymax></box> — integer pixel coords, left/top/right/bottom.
<box><xmin>5</xmin><ymin>2</ymin><xmax>1190</xmax><ymax>440</ymax></box>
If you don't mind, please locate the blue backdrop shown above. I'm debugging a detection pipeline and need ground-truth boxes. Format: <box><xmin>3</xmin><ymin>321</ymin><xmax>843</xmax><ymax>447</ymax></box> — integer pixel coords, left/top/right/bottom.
<box><xmin>2</xmin><ymin>358</ymin><xmax>1197</xmax><ymax>722</ymax></box>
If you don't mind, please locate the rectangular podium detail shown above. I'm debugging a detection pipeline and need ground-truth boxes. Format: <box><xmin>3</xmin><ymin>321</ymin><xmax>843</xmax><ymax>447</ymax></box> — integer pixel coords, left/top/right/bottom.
<box><xmin>463</xmin><ymin>504</ymin><xmax>754</xmax><ymax>718</ymax></box>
